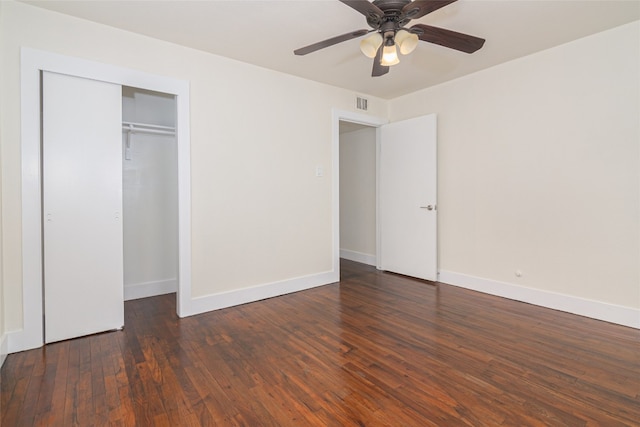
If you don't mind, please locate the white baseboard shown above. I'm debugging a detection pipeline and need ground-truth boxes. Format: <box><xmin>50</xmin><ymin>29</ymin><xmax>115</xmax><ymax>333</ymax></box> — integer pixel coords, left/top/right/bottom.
<box><xmin>124</xmin><ymin>279</ymin><xmax>177</xmax><ymax>301</ymax></box>
<box><xmin>438</xmin><ymin>270</ymin><xmax>640</xmax><ymax>329</ymax></box>
<box><xmin>340</xmin><ymin>249</ymin><xmax>376</xmax><ymax>266</ymax></box>
<box><xmin>7</xmin><ymin>272</ymin><xmax>338</xmax><ymax>353</ymax></box>
<box><xmin>7</xmin><ymin>327</ymin><xmax>41</xmax><ymax>354</ymax></box>
<box><xmin>0</xmin><ymin>333</ymin><xmax>7</xmax><ymax>368</ymax></box>
<box><xmin>187</xmin><ymin>270</ymin><xmax>338</xmax><ymax>317</ymax></box>
<box><xmin>7</xmin><ymin>278</ymin><xmax>180</xmax><ymax>354</ymax></box>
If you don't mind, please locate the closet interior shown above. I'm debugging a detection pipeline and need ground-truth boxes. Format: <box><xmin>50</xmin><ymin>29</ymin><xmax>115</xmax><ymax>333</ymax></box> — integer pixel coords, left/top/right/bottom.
<box><xmin>122</xmin><ymin>86</ymin><xmax>178</xmax><ymax>301</ymax></box>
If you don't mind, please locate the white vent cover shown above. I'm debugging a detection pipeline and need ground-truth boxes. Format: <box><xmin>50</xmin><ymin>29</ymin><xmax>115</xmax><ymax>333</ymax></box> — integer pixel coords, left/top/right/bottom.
<box><xmin>356</xmin><ymin>96</ymin><xmax>368</xmax><ymax>111</ymax></box>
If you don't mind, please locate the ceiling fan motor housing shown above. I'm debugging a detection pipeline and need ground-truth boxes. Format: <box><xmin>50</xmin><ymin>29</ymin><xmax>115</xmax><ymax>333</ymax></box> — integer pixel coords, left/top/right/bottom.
<box><xmin>370</xmin><ymin>0</ymin><xmax>413</xmax><ymax>29</ymax></box>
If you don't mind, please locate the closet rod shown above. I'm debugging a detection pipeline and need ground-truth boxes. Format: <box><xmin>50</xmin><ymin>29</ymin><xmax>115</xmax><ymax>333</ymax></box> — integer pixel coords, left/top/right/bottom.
<box><xmin>122</xmin><ymin>127</ymin><xmax>175</xmax><ymax>136</ymax></box>
<box><xmin>122</xmin><ymin>121</ymin><xmax>175</xmax><ymax>136</ymax></box>
<box><xmin>123</xmin><ymin>121</ymin><xmax>175</xmax><ymax>131</ymax></box>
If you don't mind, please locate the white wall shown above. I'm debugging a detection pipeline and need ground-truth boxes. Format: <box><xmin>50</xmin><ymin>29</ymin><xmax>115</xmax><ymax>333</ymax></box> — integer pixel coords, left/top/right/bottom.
<box><xmin>122</xmin><ymin>88</ymin><xmax>178</xmax><ymax>300</ymax></box>
<box><xmin>0</xmin><ymin>148</ymin><xmax>6</xmax><ymax>366</ymax></box>
<box><xmin>0</xmin><ymin>1</ymin><xmax>388</xmax><ymax>335</ymax></box>
<box><xmin>389</xmin><ymin>21</ymin><xmax>640</xmax><ymax>326</ymax></box>
<box><xmin>0</xmin><ymin>7</ymin><xmax>6</xmax><ymax>361</ymax></box>
<box><xmin>339</xmin><ymin>126</ymin><xmax>377</xmax><ymax>265</ymax></box>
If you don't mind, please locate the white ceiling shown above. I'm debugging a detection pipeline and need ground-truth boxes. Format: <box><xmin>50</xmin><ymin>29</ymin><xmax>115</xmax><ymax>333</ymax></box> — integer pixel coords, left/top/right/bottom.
<box><xmin>23</xmin><ymin>0</ymin><xmax>640</xmax><ymax>99</ymax></box>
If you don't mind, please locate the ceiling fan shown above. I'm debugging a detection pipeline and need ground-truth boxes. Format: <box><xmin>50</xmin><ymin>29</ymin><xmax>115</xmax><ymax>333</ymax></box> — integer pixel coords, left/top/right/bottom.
<box><xmin>294</xmin><ymin>0</ymin><xmax>485</xmax><ymax>77</ymax></box>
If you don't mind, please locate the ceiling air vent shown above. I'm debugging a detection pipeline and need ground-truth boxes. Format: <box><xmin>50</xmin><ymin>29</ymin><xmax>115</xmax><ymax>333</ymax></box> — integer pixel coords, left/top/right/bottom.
<box><xmin>356</xmin><ymin>96</ymin><xmax>368</xmax><ymax>111</ymax></box>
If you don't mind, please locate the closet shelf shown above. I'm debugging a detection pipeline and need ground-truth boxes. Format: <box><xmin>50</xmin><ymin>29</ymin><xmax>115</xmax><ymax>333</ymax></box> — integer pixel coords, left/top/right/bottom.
<box><xmin>122</xmin><ymin>121</ymin><xmax>175</xmax><ymax>136</ymax></box>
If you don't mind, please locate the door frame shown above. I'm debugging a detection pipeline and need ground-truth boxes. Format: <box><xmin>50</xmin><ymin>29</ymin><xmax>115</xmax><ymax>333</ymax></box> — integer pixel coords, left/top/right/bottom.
<box><xmin>15</xmin><ymin>48</ymin><xmax>192</xmax><ymax>352</ymax></box>
<box><xmin>331</xmin><ymin>109</ymin><xmax>387</xmax><ymax>277</ymax></box>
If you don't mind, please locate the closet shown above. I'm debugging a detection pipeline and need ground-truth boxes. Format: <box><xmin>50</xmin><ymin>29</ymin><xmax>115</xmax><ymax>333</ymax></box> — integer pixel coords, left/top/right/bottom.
<box><xmin>122</xmin><ymin>87</ymin><xmax>178</xmax><ymax>302</ymax></box>
<box><xmin>42</xmin><ymin>73</ymin><xmax>178</xmax><ymax>343</ymax></box>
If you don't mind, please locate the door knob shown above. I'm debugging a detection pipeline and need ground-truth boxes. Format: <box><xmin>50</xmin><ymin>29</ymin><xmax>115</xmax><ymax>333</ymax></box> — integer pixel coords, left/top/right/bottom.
<box><xmin>420</xmin><ymin>205</ymin><xmax>435</xmax><ymax>211</ymax></box>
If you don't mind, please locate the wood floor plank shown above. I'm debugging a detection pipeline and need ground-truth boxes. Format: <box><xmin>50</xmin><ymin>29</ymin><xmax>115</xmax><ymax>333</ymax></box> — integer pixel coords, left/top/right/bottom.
<box><xmin>2</xmin><ymin>349</ymin><xmax>41</xmax><ymax>426</ymax></box>
<box><xmin>32</xmin><ymin>342</ymin><xmax>66</xmax><ymax>426</ymax></box>
<box><xmin>2</xmin><ymin>259</ymin><xmax>639</xmax><ymax>426</ymax></box>
<box><xmin>15</xmin><ymin>350</ymin><xmax>48</xmax><ymax>426</ymax></box>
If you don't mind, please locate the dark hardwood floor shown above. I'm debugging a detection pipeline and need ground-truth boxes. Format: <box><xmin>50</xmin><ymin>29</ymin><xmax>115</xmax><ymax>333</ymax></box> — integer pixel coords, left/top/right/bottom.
<box><xmin>2</xmin><ymin>260</ymin><xmax>639</xmax><ymax>426</ymax></box>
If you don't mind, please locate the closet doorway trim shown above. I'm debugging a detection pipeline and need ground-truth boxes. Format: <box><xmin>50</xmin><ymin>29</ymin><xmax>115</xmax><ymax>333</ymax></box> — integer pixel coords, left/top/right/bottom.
<box><xmin>16</xmin><ymin>48</ymin><xmax>192</xmax><ymax>352</ymax></box>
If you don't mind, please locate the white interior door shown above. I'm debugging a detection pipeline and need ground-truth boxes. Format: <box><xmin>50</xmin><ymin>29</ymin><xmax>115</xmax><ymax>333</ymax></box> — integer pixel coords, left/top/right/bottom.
<box><xmin>43</xmin><ymin>71</ymin><xmax>124</xmax><ymax>343</ymax></box>
<box><xmin>379</xmin><ymin>114</ymin><xmax>437</xmax><ymax>281</ymax></box>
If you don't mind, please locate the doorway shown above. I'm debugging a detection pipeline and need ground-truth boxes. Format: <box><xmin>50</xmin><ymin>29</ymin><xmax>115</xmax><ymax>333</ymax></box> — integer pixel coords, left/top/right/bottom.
<box><xmin>41</xmin><ymin>78</ymin><xmax>180</xmax><ymax>343</ymax></box>
<box><xmin>331</xmin><ymin>109</ymin><xmax>438</xmax><ymax>283</ymax></box>
<box><xmin>339</xmin><ymin>121</ymin><xmax>378</xmax><ymax>268</ymax></box>
<box><xmin>17</xmin><ymin>48</ymin><xmax>192</xmax><ymax>352</ymax></box>
<box><xmin>331</xmin><ymin>109</ymin><xmax>386</xmax><ymax>281</ymax></box>
<box><xmin>122</xmin><ymin>87</ymin><xmax>178</xmax><ymax>301</ymax></box>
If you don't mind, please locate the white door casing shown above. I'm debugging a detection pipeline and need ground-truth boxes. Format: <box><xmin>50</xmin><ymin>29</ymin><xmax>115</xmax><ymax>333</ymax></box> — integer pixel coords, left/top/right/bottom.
<box><xmin>15</xmin><ymin>48</ymin><xmax>190</xmax><ymax>353</ymax></box>
<box><xmin>42</xmin><ymin>71</ymin><xmax>124</xmax><ymax>343</ymax></box>
<box><xmin>331</xmin><ymin>109</ymin><xmax>387</xmax><ymax>280</ymax></box>
<box><xmin>379</xmin><ymin>114</ymin><xmax>437</xmax><ymax>281</ymax></box>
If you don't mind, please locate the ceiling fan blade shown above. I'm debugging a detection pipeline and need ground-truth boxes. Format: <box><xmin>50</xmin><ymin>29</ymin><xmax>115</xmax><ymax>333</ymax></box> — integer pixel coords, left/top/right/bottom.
<box><xmin>372</xmin><ymin>45</ymin><xmax>389</xmax><ymax>77</ymax></box>
<box><xmin>411</xmin><ymin>24</ymin><xmax>485</xmax><ymax>53</ymax></box>
<box><xmin>294</xmin><ymin>29</ymin><xmax>371</xmax><ymax>56</ymax></box>
<box><xmin>401</xmin><ymin>0</ymin><xmax>457</xmax><ymax>20</ymax></box>
<box><xmin>340</xmin><ymin>0</ymin><xmax>384</xmax><ymax>20</ymax></box>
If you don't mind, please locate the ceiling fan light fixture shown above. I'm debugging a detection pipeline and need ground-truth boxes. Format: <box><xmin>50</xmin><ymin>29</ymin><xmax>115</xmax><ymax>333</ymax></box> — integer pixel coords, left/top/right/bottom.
<box><xmin>395</xmin><ymin>29</ymin><xmax>419</xmax><ymax>55</ymax></box>
<box><xmin>293</xmin><ymin>0</ymin><xmax>485</xmax><ymax>78</ymax></box>
<box><xmin>359</xmin><ymin>32</ymin><xmax>383</xmax><ymax>59</ymax></box>
<box><xmin>380</xmin><ymin>44</ymin><xmax>400</xmax><ymax>66</ymax></box>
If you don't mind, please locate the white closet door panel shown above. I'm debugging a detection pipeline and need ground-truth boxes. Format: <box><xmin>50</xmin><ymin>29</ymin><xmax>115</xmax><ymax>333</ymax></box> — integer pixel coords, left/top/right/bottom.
<box><xmin>43</xmin><ymin>71</ymin><xmax>124</xmax><ymax>343</ymax></box>
<box><xmin>380</xmin><ymin>114</ymin><xmax>437</xmax><ymax>281</ymax></box>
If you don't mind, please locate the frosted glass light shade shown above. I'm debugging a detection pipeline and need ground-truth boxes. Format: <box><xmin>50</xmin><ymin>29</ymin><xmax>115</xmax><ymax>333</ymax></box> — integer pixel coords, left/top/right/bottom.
<box><xmin>395</xmin><ymin>30</ymin><xmax>419</xmax><ymax>55</ymax></box>
<box><xmin>381</xmin><ymin>44</ymin><xmax>400</xmax><ymax>66</ymax></box>
<box><xmin>359</xmin><ymin>33</ymin><xmax>383</xmax><ymax>59</ymax></box>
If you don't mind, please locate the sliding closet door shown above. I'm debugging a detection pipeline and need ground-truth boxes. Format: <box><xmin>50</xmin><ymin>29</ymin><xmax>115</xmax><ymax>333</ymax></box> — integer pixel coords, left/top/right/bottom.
<box><xmin>42</xmin><ymin>71</ymin><xmax>124</xmax><ymax>343</ymax></box>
